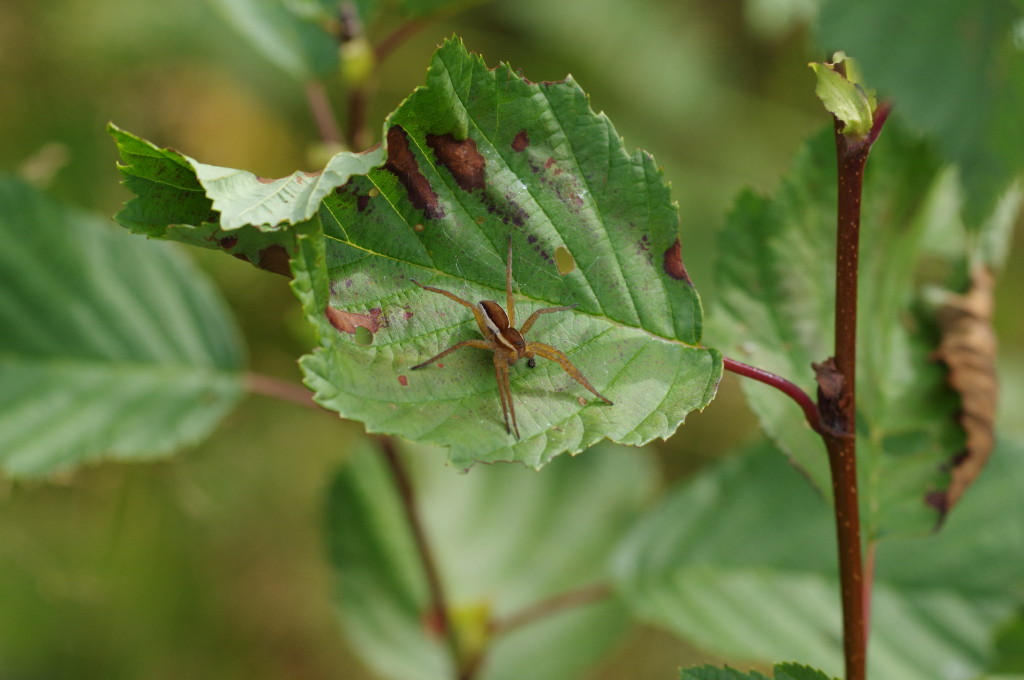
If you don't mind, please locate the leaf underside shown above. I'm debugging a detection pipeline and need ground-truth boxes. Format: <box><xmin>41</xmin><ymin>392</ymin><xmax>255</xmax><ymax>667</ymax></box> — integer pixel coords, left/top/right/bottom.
<box><xmin>0</xmin><ymin>177</ymin><xmax>244</xmax><ymax>477</ymax></box>
<box><xmin>615</xmin><ymin>439</ymin><xmax>1024</xmax><ymax>680</ymax></box>
<box><xmin>326</xmin><ymin>442</ymin><xmax>656</xmax><ymax>680</ymax></box>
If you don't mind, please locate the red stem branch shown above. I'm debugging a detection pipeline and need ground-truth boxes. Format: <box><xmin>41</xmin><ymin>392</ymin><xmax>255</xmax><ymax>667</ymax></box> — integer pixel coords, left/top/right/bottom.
<box><xmin>723</xmin><ymin>356</ymin><xmax>821</xmax><ymax>432</ymax></box>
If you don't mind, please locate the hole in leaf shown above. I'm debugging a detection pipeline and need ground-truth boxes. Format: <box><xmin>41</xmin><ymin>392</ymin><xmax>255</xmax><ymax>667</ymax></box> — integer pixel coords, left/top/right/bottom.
<box><xmin>354</xmin><ymin>326</ymin><xmax>373</xmax><ymax>346</ymax></box>
<box><xmin>555</xmin><ymin>246</ymin><xmax>575</xmax><ymax>275</ymax></box>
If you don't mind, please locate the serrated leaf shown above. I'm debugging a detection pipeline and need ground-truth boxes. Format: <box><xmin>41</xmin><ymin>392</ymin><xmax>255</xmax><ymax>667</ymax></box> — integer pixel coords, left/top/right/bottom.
<box><xmin>325</xmin><ymin>442</ymin><xmax>656</xmax><ymax>680</ymax></box>
<box><xmin>0</xmin><ymin>177</ymin><xmax>244</xmax><ymax>477</ymax></box>
<box><xmin>681</xmin><ymin>663</ymin><xmax>837</xmax><ymax>680</ymax></box>
<box><xmin>111</xmin><ymin>123</ymin><xmax>296</xmax><ymax>274</ymax></box>
<box><xmin>712</xmin><ymin>124</ymin><xmax>1017</xmax><ymax>538</ymax></box>
<box><xmin>298</xmin><ymin>38</ymin><xmax>722</xmax><ymax>469</ymax></box>
<box><xmin>110</xmin><ymin>123</ymin><xmax>382</xmax><ymax>273</ymax></box>
<box><xmin>818</xmin><ymin>0</ymin><xmax>1024</xmax><ymax>225</ymax></box>
<box><xmin>204</xmin><ymin>0</ymin><xmax>340</xmax><ymax>80</ymax></box>
<box><xmin>188</xmin><ymin>145</ymin><xmax>384</xmax><ymax>229</ymax></box>
<box><xmin>808</xmin><ymin>62</ymin><xmax>874</xmax><ymax>137</ymax></box>
<box><xmin>613</xmin><ymin>438</ymin><xmax>1024</xmax><ymax>679</ymax></box>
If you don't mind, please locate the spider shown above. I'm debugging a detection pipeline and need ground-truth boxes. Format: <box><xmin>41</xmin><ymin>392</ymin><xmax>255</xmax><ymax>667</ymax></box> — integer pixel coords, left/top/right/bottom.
<box><xmin>410</xmin><ymin>238</ymin><xmax>613</xmax><ymax>439</ymax></box>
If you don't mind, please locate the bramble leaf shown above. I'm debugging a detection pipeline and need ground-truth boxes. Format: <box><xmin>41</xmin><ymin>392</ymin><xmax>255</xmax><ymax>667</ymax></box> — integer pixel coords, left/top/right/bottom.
<box><xmin>713</xmin><ymin>124</ymin><xmax>1017</xmax><ymax>538</ymax></box>
<box><xmin>818</xmin><ymin>0</ymin><xmax>1024</xmax><ymax>225</ymax></box>
<box><xmin>614</xmin><ymin>439</ymin><xmax>1024</xmax><ymax>679</ymax></box>
<box><xmin>110</xmin><ymin>123</ymin><xmax>381</xmax><ymax>275</ymax></box>
<box><xmin>0</xmin><ymin>177</ymin><xmax>244</xmax><ymax>477</ymax></box>
<box><xmin>325</xmin><ymin>442</ymin><xmax>656</xmax><ymax>680</ymax></box>
<box><xmin>681</xmin><ymin>664</ymin><xmax>837</xmax><ymax>680</ymax></box>
<box><xmin>298</xmin><ymin>38</ymin><xmax>721</xmax><ymax>469</ymax></box>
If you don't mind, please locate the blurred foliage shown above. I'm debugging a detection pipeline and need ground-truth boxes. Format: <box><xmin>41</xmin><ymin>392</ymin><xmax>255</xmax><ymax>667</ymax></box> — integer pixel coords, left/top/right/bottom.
<box><xmin>0</xmin><ymin>0</ymin><xmax>1021</xmax><ymax>678</ymax></box>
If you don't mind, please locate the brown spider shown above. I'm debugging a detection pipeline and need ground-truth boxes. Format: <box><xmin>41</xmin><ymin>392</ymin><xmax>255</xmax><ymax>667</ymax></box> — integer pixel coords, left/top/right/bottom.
<box><xmin>410</xmin><ymin>238</ymin><xmax>613</xmax><ymax>439</ymax></box>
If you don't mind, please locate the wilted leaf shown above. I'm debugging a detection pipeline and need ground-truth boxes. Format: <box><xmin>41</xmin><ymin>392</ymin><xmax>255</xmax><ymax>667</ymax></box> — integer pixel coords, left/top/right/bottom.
<box><xmin>613</xmin><ymin>439</ymin><xmax>1024</xmax><ymax>679</ymax></box>
<box><xmin>929</xmin><ymin>267</ymin><xmax>998</xmax><ymax>513</ymax></box>
<box><xmin>0</xmin><ymin>177</ymin><xmax>244</xmax><ymax>477</ymax></box>
<box><xmin>325</xmin><ymin>442</ymin><xmax>656</xmax><ymax>680</ymax></box>
<box><xmin>299</xmin><ymin>38</ymin><xmax>721</xmax><ymax>469</ymax></box>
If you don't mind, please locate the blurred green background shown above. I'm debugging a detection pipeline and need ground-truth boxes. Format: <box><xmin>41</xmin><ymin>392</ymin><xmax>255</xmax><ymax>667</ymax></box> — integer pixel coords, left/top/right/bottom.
<box><xmin>1</xmin><ymin>0</ymin><xmax>1020</xmax><ymax>678</ymax></box>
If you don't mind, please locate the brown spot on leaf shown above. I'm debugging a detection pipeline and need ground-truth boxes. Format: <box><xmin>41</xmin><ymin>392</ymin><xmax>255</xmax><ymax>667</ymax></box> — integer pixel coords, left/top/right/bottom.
<box><xmin>384</xmin><ymin>125</ymin><xmax>443</xmax><ymax>219</ymax></box>
<box><xmin>398</xmin><ymin>375</ymin><xmax>409</xmax><ymax>386</ymax></box>
<box><xmin>257</xmin><ymin>245</ymin><xmax>292</xmax><ymax>277</ymax></box>
<box><xmin>219</xmin><ymin>236</ymin><xmax>238</xmax><ymax>249</ymax></box>
<box><xmin>325</xmin><ymin>306</ymin><xmax>383</xmax><ymax>334</ymax></box>
<box><xmin>930</xmin><ymin>267</ymin><xmax>998</xmax><ymax>516</ymax></box>
<box><xmin>357</xmin><ymin>194</ymin><xmax>370</xmax><ymax>212</ymax></box>
<box><xmin>256</xmin><ymin>176</ymin><xmax>275</xmax><ymax>184</ymax></box>
<box><xmin>662</xmin><ymin>239</ymin><xmax>692</xmax><ymax>283</ymax></box>
<box><xmin>426</xmin><ymin>133</ymin><xmax>486</xmax><ymax>192</ymax></box>
<box><xmin>512</xmin><ymin>130</ymin><xmax>530</xmax><ymax>152</ymax></box>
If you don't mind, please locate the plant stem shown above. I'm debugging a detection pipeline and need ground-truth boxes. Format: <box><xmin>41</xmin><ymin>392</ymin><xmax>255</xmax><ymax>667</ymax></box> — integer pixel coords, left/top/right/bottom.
<box><xmin>817</xmin><ymin>77</ymin><xmax>890</xmax><ymax>680</ymax></box>
<box><xmin>305</xmin><ymin>80</ymin><xmax>343</xmax><ymax>148</ymax></box>
<box><xmin>244</xmin><ymin>372</ymin><xmax>320</xmax><ymax>409</ymax></box>
<box><xmin>489</xmin><ymin>582</ymin><xmax>612</xmax><ymax>636</ymax></box>
<box><xmin>722</xmin><ymin>357</ymin><xmax>821</xmax><ymax>432</ymax></box>
<box><xmin>377</xmin><ymin>436</ymin><xmax>467</xmax><ymax>679</ymax></box>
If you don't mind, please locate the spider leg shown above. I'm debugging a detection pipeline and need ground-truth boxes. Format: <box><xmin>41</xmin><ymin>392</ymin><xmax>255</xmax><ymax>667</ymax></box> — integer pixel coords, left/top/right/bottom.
<box><xmin>412</xmin><ymin>278</ymin><xmax>496</xmax><ymax>340</ymax></box>
<box><xmin>410</xmin><ymin>339</ymin><xmax>494</xmax><ymax>370</ymax></box>
<box><xmin>411</xmin><ymin>279</ymin><xmax>475</xmax><ymax>309</ymax></box>
<box><xmin>519</xmin><ymin>304</ymin><xmax>578</xmax><ymax>335</ymax></box>
<box><xmin>526</xmin><ymin>342</ymin><xmax>613</xmax><ymax>404</ymax></box>
<box><xmin>505</xmin><ymin>237</ymin><xmax>515</xmax><ymax>327</ymax></box>
<box><xmin>493</xmin><ymin>350</ymin><xmax>520</xmax><ymax>438</ymax></box>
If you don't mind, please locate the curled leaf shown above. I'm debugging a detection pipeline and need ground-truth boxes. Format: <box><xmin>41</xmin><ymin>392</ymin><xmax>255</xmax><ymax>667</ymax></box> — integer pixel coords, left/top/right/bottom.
<box><xmin>930</xmin><ymin>267</ymin><xmax>998</xmax><ymax>514</ymax></box>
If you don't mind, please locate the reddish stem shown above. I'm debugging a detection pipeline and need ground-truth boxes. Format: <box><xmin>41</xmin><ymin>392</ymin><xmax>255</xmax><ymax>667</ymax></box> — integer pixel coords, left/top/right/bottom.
<box><xmin>819</xmin><ymin>70</ymin><xmax>889</xmax><ymax>680</ymax></box>
<box><xmin>723</xmin><ymin>356</ymin><xmax>821</xmax><ymax>432</ymax></box>
<box><xmin>305</xmin><ymin>81</ymin><xmax>343</xmax><ymax>148</ymax></box>
<box><xmin>244</xmin><ymin>372</ymin><xmax>319</xmax><ymax>409</ymax></box>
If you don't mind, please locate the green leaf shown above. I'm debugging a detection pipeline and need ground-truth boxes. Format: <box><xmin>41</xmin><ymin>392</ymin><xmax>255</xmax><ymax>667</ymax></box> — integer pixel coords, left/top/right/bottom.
<box><xmin>613</xmin><ymin>438</ymin><xmax>1024</xmax><ymax>679</ymax></box>
<box><xmin>818</xmin><ymin>0</ymin><xmax>1024</xmax><ymax>225</ymax></box>
<box><xmin>299</xmin><ymin>38</ymin><xmax>721</xmax><ymax>469</ymax></box>
<box><xmin>681</xmin><ymin>664</ymin><xmax>837</xmax><ymax>680</ymax></box>
<box><xmin>0</xmin><ymin>177</ymin><xmax>244</xmax><ymax>477</ymax></box>
<box><xmin>325</xmin><ymin>442</ymin><xmax>657</xmax><ymax>680</ymax></box>
<box><xmin>204</xmin><ymin>0</ymin><xmax>340</xmax><ymax>80</ymax></box>
<box><xmin>808</xmin><ymin>61</ymin><xmax>875</xmax><ymax>138</ymax></box>
<box><xmin>398</xmin><ymin>0</ymin><xmax>480</xmax><ymax>16</ymax></box>
<box><xmin>189</xmin><ymin>145</ymin><xmax>385</xmax><ymax>230</ymax></box>
<box><xmin>712</xmin><ymin>123</ymin><xmax>1016</xmax><ymax>537</ymax></box>
<box><xmin>110</xmin><ymin>123</ymin><xmax>382</xmax><ymax>274</ymax></box>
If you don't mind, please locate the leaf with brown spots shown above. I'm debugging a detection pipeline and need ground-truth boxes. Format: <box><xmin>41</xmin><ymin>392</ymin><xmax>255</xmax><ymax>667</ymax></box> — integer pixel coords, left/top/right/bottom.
<box><xmin>296</xmin><ymin>38</ymin><xmax>721</xmax><ymax>470</ymax></box>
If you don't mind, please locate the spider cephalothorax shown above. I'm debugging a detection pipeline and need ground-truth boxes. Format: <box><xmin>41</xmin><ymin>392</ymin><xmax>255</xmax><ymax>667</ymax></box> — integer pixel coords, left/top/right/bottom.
<box><xmin>410</xmin><ymin>238</ymin><xmax>613</xmax><ymax>438</ymax></box>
